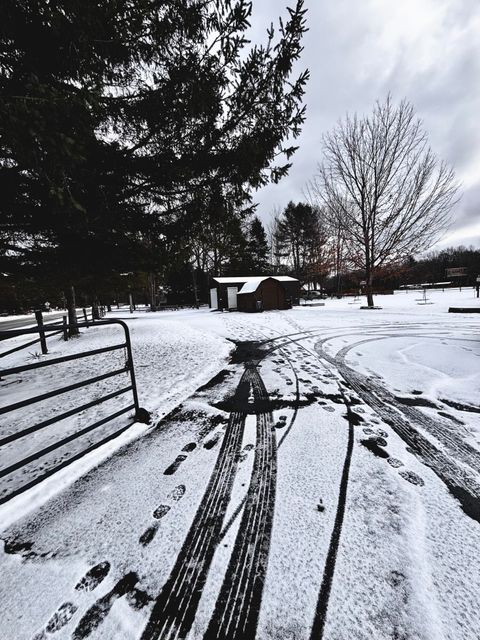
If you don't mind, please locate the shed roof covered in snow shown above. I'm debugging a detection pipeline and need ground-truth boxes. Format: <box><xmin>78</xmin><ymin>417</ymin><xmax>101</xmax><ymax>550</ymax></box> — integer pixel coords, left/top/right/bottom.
<box><xmin>237</xmin><ymin>279</ymin><xmax>265</xmax><ymax>295</ymax></box>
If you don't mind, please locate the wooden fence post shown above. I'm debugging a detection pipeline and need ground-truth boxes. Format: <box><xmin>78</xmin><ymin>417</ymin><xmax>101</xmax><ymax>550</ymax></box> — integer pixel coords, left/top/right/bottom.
<box><xmin>35</xmin><ymin>310</ymin><xmax>48</xmax><ymax>354</ymax></box>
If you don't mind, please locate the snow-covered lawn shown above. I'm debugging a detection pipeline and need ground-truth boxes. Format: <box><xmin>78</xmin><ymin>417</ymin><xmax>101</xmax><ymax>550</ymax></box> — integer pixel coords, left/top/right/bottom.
<box><xmin>1</xmin><ymin>288</ymin><xmax>479</xmax><ymax>640</ymax></box>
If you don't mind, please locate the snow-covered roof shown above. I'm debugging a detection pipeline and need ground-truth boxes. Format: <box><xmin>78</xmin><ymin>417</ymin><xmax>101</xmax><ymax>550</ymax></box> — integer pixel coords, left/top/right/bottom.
<box><xmin>272</xmin><ymin>276</ymin><xmax>298</xmax><ymax>282</ymax></box>
<box><xmin>213</xmin><ymin>275</ymin><xmax>298</xmax><ymax>284</ymax></box>
<box><xmin>237</xmin><ymin>279</ymin><xmax>265</xmax><ymax>295</ymax></box>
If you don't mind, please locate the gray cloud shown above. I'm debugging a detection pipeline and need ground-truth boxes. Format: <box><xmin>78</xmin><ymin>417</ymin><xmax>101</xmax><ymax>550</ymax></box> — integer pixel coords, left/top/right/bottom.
<box><xmin>249</xmin><ymin>0</ymin><xmax>480</xmax><ymax>247</ymax></box>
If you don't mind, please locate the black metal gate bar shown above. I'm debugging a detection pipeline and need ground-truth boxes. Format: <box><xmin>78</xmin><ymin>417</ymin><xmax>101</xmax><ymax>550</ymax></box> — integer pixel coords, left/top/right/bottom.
<box><xmin>0</xmin><ymin>321</ymin><xmax>69</xmax><ymax>341</ymax></box>
<box><xmin>0</xmin><ymin>311</ymin><xmax>101</xmax><ymax>359</ymax></box>
<box><xmin>0</xmin><ymin>319</ymin><xmax>142</xmax><ymax>416</ymax></box>
<box><xmin>0</xmin><ymin>342</ymin><xmax>127</xmax><ymax>377</ymax></box>
<box><xmin>0</xmin><ymin>319</ymin><xmax>150</xmax><ymax>505</ymax></box>
<box><xmin>122</xmin><ymin>319</ymin><xmax>141</xmax><ymax>415</ymax></box>
<box><xmin>0</xmin><ymin>385</ymin><xmax>133</xmax><ymax>448</ymax></box>
<box><xmin>0</xmin><ymin>404</ymin><xmax>135</xmax><ymax>480</ymax></box>
<box><xmin>0</xmin><ymin>366</ymin><xmax>129</xmax><ymax>415</ymax></box>
<box><xmin>0</xmin><ymin>418</ymin><xmax>136</xmax><ymax>506</ymax></box>
<box><xmin>0</xmin><ymin>330</ymin><xmax>63</xmax><ymax>359</ymax></box>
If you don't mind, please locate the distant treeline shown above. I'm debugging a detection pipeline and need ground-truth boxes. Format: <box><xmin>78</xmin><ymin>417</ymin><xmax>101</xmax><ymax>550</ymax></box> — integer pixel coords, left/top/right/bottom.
<box><xmin>2</xmin><ymin>239</ymin><xmax>478</xmax><ymax>313</ymax></box>
<box><xmin>328</xmin><ymin>246</ymin><xmax>480</xmax><ymax>294</ymax></box>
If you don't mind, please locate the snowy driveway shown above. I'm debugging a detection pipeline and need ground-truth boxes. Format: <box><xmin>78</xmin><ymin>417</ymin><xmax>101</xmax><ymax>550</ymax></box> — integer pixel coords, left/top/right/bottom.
<box><xmin>1</xmin><ymin>291</ymin><xmax>480</xmax><ymax>640</ymax></box>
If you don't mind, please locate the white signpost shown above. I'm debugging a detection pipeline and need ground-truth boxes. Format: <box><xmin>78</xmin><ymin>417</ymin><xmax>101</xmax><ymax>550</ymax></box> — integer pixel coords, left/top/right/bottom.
<box><xmin>446</xmin><ymin>267</ymin><xmax>467</xmax><ymax>277</ymax></box>
<box><xmin>446</xmin><ymin>267</ymin><xmax>468</xmax><ymax>291</ymax></box>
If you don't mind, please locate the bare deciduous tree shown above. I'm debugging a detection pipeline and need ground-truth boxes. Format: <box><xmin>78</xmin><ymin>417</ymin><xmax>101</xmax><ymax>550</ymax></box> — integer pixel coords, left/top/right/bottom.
<box><xmin>309</xmin><ymin>96</ymin><xmax>460</xmax><ymax>306</ymax></box>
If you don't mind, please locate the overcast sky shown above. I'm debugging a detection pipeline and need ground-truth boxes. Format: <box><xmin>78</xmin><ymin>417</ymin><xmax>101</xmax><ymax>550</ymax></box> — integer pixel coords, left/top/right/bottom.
<box><xmin>249</xmin><ymin>0</ymin><xmax>480</xmax><ymax>250</ymax></box>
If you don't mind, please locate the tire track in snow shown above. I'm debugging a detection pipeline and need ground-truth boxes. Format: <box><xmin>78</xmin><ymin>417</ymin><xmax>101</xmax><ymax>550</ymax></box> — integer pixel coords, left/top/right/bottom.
<box><xmin>334</xmin><ymin>333</ymin><xmax>480</xmax><ymax>475</ymax></box>
<box><xmin>224</xmin><ymin>317</ymin><xmax>480</xmax><ymax>638</ymax></box>
<box><xmin>309</xmin><ymin>387</ymin><xmax>355</xmax><ymax>640</ymax></box>
<box><xmin>315</xmin><ymin>337</ymin><xmax>480</xmax><ymax>523</ymax></box>
<box><xmin>218</xmin><ymin>341</ymin><xmax>301</xmax><ymax>542</ymax></box>
<box><xmin>221</xmin><ymin>319</ymin><xmax>356</xmax><ymax>640</ymax></box>
<box><xmin>204</xmin><ymin>366</ymin><xmax>276</xmax><ymax>640</ymax></box>
<box><xmin>140</xmin><ymin>368</ymin><xmax>251</xmax><ymax>640</ymax></box>
<box><xmin>269</xmin><ymin>319</ymin><xmax>359</xmax><ymax>640</ymax></box>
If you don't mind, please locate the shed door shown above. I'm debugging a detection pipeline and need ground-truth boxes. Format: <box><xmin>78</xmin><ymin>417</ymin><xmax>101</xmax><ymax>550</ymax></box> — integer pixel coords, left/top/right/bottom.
<box><xmin>227</xmin><ymin>286</ymin><xmax>238</xmax><ymax>310</ymax></box>
<box><xmin>210</xmin><ymin>288</ymin><xmax>218</xmax><ymax>310</ymax></box>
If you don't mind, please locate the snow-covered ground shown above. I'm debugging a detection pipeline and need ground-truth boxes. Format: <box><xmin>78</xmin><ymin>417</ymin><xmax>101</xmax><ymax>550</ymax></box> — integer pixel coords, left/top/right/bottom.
<box><xmin>0</xmin><ymin>309</ymin><xmax>232</xmax><ymax>508</ymax></box>
<box><xmin>1</xmin><ymin>288</ymin><xmax>479</xmax><ymax>640</ymax></box>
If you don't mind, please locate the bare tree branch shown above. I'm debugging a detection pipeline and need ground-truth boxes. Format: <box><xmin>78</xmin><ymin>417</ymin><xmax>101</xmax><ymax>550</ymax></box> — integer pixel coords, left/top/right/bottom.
<box><xmin>309</xmin><ymin>96</ymin><xmax>461</xmax><ymax>306</ymax></box>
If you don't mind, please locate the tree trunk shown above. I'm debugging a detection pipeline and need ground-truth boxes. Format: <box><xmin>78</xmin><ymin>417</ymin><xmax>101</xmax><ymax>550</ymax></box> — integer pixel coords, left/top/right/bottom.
<box><xmin>366</xmin><ymin>272</ymin><xmax>374</xmax><ymax>307</ymax></box>
<box><xmin>92</xmin><ymin>298</ymin><xmax>100</xmax><ymax>320</ymax></box>
<box><xmin>149</xmin><ymin>273</ymin><xmax>156</xmax><ymax>311</ymax></box>
<box><xmin>66</xmin><ymin>285</ymin><xmax>79</xmax><ymax>336</ymax></box>
<box><xmin>191</xmin><ymin>265</ymin><xmax>199</xmax><ymax>308</ymax></box>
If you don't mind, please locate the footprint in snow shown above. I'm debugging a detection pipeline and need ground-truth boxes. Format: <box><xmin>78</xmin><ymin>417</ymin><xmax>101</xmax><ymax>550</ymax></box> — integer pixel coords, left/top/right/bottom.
<box><xmin>139</xmin><ymin>524</ymin><xmax>159</xmax><ymax>547</ymax></box>
<box><xmin>182</xmin><ymin>442</ymin><xmax>196</xmax><ymax>452</ymax></box>
<box><xmin>387</xmin><ymin>458</ymin><xmax>404</xmax><ymax>469</ymax></box>
<box><xmin>363</xmin><ymin>427</ymin><xmax>375</xmax><ymax>435</ymax></box>
<box><xmin>360</xmin><ymin>438</ymin><xmax>389</xmax><ymax>459</ymax></box>
<box><xmin>153</xmin><ymin>504</ymin><xmax>171</xmax><ymax>519</ymax></box>
<box><xmin>33</xmin><ymin>564</ymin><xmax>113</xmax><ymax>638</ymax></box>
<box><xmin>388</xmin><ymin>570</ymin><xmax>406</xmax><ymax>588</ymax></box>
<box><xmin>126</xmin><ymin>588</ymin><xmax>153</xmax><ymax>611</ymax></box>
<box><xmin>399</xmin><ymin>470</ymin><xmax>424</xmax><ymax>486</ymax></box>
<box><xmin>75</xmin><ymin>562</ymin><xmax>111</xmax><ymax>592</ymax></box>
<box><xmin>164</xmin><ymin>454</ymin><xmax>187</xmax><ymax>475</ymax></box>
<box><xmin>322</xmin><ymin>406</ymin><xmax>335</xmax><ymax>412</ymax></box>
<box><xmin>45</xmin><ymin>602</ymin><xmax>78</xmax><ymax>633</ymax></box>
<box><xmin>168</xmin><ymin>484</ymin><xmax>186</xmax><ymax>502</ymax></box>
<box><xmin>204</xmin><ymin>433</ymin><xmax>221</xmax><ymax>449</ymax></box>
<box><xmin>72</xmin><ymin>573</ymin><xmax>138</xmax><ymax>640</ymax></box>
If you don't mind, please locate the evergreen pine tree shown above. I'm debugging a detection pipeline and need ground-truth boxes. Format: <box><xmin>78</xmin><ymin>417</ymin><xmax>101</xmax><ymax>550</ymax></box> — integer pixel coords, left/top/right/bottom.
<box><xmin>1</xmin><ymin>1</ymin><xmax>309</xmax><ymax>311</ymax></box>
<box><xmin>247</xmin><ymin>217</ymin><xmax>270</xmax><ymax>273</ymax></box>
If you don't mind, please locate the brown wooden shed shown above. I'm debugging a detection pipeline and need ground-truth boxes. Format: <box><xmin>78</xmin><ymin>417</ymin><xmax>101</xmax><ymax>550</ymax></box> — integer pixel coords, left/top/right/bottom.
<box><xmin>210</xmin><ymin>275</ymin><xmax>300</xmax><ymax>311</ymax></box>
<box><xmin>237</xmin><ymin>277</ymin><xmax>289</xmax><ymax>312</ymax></box>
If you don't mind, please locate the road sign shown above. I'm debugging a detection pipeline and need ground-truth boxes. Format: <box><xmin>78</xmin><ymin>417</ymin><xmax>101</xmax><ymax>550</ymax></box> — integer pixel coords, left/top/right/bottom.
<box><xmin>360</xmin><ymin>280</ymin><xmax>367</xmax><ymax>286</ymax></box>
<box><xmin>446</xmin><ymin>267</ymin><xmax>467</xmax><ymax>277</ymax></box>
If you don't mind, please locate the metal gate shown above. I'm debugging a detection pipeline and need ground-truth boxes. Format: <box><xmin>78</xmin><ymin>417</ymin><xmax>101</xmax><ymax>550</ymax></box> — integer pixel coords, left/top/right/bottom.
<box><xmin>0</xmin><ymin>319</ymin><xmax>150</xmax><ymax>504</ymax></box>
